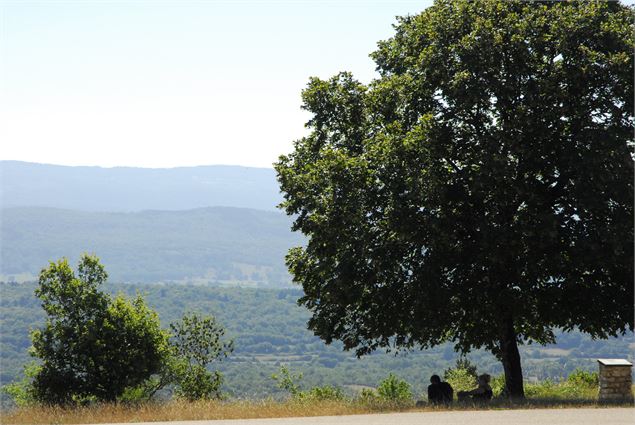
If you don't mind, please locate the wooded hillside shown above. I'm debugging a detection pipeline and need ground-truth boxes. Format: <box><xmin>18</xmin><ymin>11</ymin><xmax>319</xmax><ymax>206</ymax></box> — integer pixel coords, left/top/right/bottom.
<box><xmin>1</xmin><ymin>207</ymin><xmax>301</xmax><ymax>284</ymax></box>
<box><xmin>2</xmin><ymin>282</ymin><xmax>631</xmax><ymax>399</ymax></box>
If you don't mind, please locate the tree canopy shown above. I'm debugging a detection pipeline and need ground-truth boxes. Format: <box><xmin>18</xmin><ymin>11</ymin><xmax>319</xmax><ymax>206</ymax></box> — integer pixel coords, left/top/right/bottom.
<box><xmin>29</xmin><ymin>255</ymin><xmax>170</xmax><ymax>403</ymax></box>
<box><xmin>275</xmin><ymin>0</ymin><xmax>634</xmax><ymax>398</ymax></box>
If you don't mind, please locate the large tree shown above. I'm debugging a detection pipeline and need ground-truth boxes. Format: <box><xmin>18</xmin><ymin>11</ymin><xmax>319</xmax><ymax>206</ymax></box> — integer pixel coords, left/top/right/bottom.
<box><xmin>275</xmin><ymin>0</ymin><xmax>633</xmax><ymax>399</ymax></box>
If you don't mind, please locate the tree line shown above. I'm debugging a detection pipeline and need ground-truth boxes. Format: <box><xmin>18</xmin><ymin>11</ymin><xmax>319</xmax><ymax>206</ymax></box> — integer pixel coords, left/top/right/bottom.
<box><xmin>3</xmin><ymin>261</ymin><xmax>630</xmax><ymax>406</ymax></box>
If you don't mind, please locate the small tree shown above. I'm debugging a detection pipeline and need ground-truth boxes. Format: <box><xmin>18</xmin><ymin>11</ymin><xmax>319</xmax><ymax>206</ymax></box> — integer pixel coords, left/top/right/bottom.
<box><xmin>169</xmin><ymin>312</ymin><xmax>234</xmax><ymax>400</ymax></box>
<box><xmin>271</xmin><ymin>365</ymin><xmax>303</xmax><ymax>397</ymax></box>
<box><xmin>28</xmin><ymin>255</ymin><xmax>169</xmax><ymax>404</ymax></box>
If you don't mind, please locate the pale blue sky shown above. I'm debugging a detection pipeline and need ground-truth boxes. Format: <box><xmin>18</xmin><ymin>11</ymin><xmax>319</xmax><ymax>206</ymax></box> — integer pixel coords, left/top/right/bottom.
<box><xmin>1</xmin><ymin>1</ymin><xmax>631</xmax><ymax>168</ymax></box>
<box><xmin>1</xmin><ymin>0</ymin><xmax>432</xmax><ymax>168</ymax></box>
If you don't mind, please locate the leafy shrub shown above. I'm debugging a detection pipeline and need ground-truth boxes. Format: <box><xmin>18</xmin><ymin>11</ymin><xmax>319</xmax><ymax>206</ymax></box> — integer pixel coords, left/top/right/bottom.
<box><xmin>524</xmin><ymin>379</ymin><xmax>557</xmax><ymax>398</ymax></box>
<box><xmin>175</xmin><ymin>366</ymin><xmax>223</xmax><ymax>401</ymax></box>
<box><xmin>356</xmin><ymin>388</ymin><xmax>379</xmax><ymax>403</ymax></box>
<box><xmin>444</xmin><ymin>358</ymin><xmax>478</xmax><ymax>394</ymax></box>
<box><xmin>118</xmin><ymin>383</ymin><xmax>154</xmax><ymax>404</ymax></box>
<box><xmin>376</xmin><ymin>374</ymin><xmax>413</xmax><ymax>405</ymax></box>
<box><xmin>2</xmin><ymin>362</ymin><xmax>40</xmax><ymax>407</ymax></box>
<box><xmin>444</xmin><ymin>357</ymin><xmax>478</xmax><ymax>379</ymax></box>
<box><xmin>272</xmin><ymin>365</ymin><xmax>345</xmax><ymax>401</ymax></box>
<box><xmin>355</xmin><ymin>387</ymin><xmax>400</xmax><ymax>410</ymax></box>
<box><xmin>490</xmin><ymin>374</ymin><xmax>506</xmax><ymax>397</ymax></box>
<box><xmin>300</xmin><ymin>385</ymin><xmax>345</xmax><ymax>401</ymax></box>
<box><xmin>524</xmin><ymin>371</ymin><xmax>599</xmax><ymax>400</ymax></box>
<box><xmin>272</xmin><ymin>365</ymin><xmax>303</xmax><ymax>397</ymax></box>
<box><xmin>485</xmin><ymin>369</ymin><xmax>599</xmax><ymax>400</ymax></box>
<box><xmin>567</xmin><ymin>369</ymin><xmax>599</xmax><ymax>387</ymax></box>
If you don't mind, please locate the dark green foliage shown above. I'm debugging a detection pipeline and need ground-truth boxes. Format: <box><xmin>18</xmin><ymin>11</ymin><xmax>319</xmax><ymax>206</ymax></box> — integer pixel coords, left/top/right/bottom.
<box><xmin>28</xmin><ymin>256</ymin><xmax>169</xmax><ymax>404</ymax></box>
<box><xmin>275</xmin><ymin>0</ymin><xmax>634</xmax><ymax>399</ymax></box>
<box><xmin>169</xmin><ymin>312</ymin><xmax>234</xmax><ymax>400</ymax></box>
<box><xmin>1</xmin><ymin>281</ymin><xmax>632</xmax><ymax>406</ymax></box>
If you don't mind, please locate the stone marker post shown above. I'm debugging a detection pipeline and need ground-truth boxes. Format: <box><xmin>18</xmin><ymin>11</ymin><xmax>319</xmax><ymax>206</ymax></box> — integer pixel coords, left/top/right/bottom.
<box><xmin>597</xmin><ymin>359</ymin><xmax>633</xmax><ymax>402</ymax></box>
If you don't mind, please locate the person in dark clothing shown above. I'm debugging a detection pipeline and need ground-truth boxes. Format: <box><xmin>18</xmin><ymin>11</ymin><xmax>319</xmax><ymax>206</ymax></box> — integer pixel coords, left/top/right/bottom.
<box><xmin>427</xmin><ymin>374</ymin><xmax>454</xmax><ymax>405</ymax></box>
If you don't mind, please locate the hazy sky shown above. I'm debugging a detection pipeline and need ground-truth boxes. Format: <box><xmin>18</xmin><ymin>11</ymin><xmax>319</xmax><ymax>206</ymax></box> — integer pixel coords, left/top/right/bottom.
<box><xmin>1</xmin><ymin>0</ymin><xmax>433</xmax><ymax>168</ymax></box>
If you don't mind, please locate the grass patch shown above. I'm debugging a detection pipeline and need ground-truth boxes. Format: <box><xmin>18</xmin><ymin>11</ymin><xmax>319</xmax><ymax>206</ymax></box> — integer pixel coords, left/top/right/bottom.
<box><xmin>0</xmin><ymin>399</ymin><xmax>402</xmax><ymax>425</ymax></box>
<box><xmin>524</xmin><ymin>380</ymin><xmax>598</xmax><ymax>400</ymax></box>
<box><xmin>3</xmin><ymin>369</ymin><xmax>633</xmax><ymax>425</ymax></box>
<box><xmin>2</xmin><ymin>394</ymin><xmax>634</xmax><ymax>425</ymax></box>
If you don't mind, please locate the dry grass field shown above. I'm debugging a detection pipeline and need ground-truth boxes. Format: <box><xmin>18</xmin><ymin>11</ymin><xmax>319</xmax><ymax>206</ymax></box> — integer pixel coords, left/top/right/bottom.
<box><xmin>3</xmin><ymin>396</ymin><xmax>634</xmax><ymax>425</ymax></box>
<box><xmin>1</xmin><ymin>400</ymin><xmax>376</xmax><ymax>425</ymax></box>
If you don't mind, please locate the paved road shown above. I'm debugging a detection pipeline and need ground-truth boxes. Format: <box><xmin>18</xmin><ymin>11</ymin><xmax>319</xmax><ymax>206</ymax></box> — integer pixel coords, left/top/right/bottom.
<box><xmin>95</xmin><ymin>407</ymin><xmax>634</xmax><ymax>425</ymax></box>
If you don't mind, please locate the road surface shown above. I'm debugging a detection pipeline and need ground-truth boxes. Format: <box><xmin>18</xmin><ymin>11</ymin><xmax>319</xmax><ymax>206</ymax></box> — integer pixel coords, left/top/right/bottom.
<box><xmin>94</xmin><ymin>407</ymin><xmax>634</xmax><ymax>425</ymax></box>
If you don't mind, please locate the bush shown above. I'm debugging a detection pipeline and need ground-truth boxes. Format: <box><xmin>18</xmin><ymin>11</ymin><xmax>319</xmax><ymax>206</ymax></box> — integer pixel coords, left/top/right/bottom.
<box><xmin>356</xmin><ymin>388</ymin><xmax>379</xmax><ymax>404</ymax></box>
<box><xmin>444</xmin><ymin>357</ymin><xmax>478</xmax><ymax>379</ymax></box>
<box><xmin>567</xmin><ymin>369</ymin><xmax>599</xmax><ymax>387</ymax></box>
<box><xmin>488</xmin><ymin>369</ymin><xmax>598</xmax><ymax>400</ymax></box>
<box><xmin>490</xmin><ymin>374</ymin><xmax>506</xmax><ymax>397</ymax></box>
<box><xmin>2</xmin><ymin>362</ymin><xmax>39</xmax><ymax>407</ymax></box>
<box><xmin>376</xmin><ymin>374</ymin><xmax>413</xmax><ymax>405</ymax></box>
<box><xmin>300</xmin><ymin>385</ymin><xmax>346</xmax><ymax>401</ymax></box>
<box><xmin>271</xmin><ymin>365</ymin><xmax>303</xmax><ymax>397</ymax></box>
<box><xmin>524</xmin><ymin>371</ymin><xmax>599</xmax><ymax>400</ymax></box>
<box><xmin>175</xmin><ymin>366</ymin><xmax>223</xmax><ymax>401</ymax></box>
<box><xmin>524</xmin><ymin>379</ymin><xmax>558</xmax><ymax>398</ymax></box>
<box><xmin>118</xmin><ymin>382</ymin><xmax>156</xmax><ymax>404</ymax></box>
<box><xmin>444</xmin><ymin>358</ymin><xmax>478</xmax><ymax>395</ymax></box>
<box><xmin>271</xmin><ymin>365</ymin><xmax>345</xmax><ymax>402</ymax></box>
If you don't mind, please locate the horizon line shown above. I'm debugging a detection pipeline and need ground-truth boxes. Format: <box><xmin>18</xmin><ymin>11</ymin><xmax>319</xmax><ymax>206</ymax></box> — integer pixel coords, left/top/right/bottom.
<box><xmin>0</xmin><ymin>159</ymin><xmax>277</xmax><ymax>171</ymax></box>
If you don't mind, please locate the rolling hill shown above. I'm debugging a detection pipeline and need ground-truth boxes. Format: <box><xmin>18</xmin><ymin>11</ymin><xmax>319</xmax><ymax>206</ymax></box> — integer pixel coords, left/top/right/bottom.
<box><xmin>0</xmin><ymin>161</ymin><xmax>281</xmax><ymax>211</ymax></box>
<box><xmin>0</xmin><ymin>206</ymin><xmax>302</xmax><ymax>285</ymax></box>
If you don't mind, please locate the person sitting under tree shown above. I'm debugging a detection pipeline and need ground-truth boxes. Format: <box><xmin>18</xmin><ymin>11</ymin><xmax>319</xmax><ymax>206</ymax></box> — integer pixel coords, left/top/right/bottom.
<box><xmin>458</xmin><ymin>374</ymin><xmax>493</xmax><ymax>402</ymax></box>
<box><xmin>428</xmin><ymin>374</ymin><xmax>454</xmax><ymax>405</ymax></box>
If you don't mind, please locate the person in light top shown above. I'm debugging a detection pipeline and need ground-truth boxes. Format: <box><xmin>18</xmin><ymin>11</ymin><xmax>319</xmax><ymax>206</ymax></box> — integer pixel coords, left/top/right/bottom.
<box><xmin>458</xmin><ymin>373</ymin><xmax>493</xmax><ymax>401</ymax></box>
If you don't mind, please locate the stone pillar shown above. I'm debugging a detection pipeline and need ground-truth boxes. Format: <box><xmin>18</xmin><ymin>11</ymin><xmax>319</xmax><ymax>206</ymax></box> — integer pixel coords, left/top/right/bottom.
<box><xmin>598</xmin><ymin>359</ymin><xmax>633</xmax><ymax>402</ymax></box>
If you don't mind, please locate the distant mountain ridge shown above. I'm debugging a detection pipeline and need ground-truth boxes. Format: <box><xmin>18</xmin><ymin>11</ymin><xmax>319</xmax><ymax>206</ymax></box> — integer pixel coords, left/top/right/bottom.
<box><xmin>0</xmin><ymin>161</ymin><xmax>281</xmax><ymax>211</ymax></box>
<box><xmin>1</xmin><ymin>206</ymin><xmax>301</xmax><ymax>285</ymax></box>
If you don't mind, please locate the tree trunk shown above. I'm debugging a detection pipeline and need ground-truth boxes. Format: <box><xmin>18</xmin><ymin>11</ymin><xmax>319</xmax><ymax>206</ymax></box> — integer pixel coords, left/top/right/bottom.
<box><xmin>499</xmin><ymin>317</ymin><xmax>525</xmax><ymax>400</ymax></box>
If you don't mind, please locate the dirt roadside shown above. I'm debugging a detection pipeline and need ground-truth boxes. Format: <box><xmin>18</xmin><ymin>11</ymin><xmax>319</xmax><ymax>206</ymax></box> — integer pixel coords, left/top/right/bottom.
<box><xmin>89</xmin><ymin>407</ymin><xmax>634</xmax><ymax>425</ymax></box>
